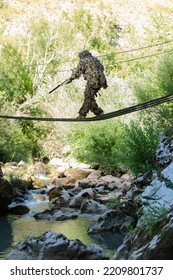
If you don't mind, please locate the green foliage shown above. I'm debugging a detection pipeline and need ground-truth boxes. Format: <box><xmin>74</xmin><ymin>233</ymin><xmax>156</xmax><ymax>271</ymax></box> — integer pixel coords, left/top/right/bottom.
<box><xmin>69</xmin><ymin>121</ymin><xmax>123</xmax><ymax>173</ymax></box>
<box><xmin>1</xmin><ymin>1</ymin><xmax>173</xmax><ymax>172</ymax></box>
<box><xmin>0</xmin><ymin>43</ymin><xmax>33</xmax><ymax>104</ymax></box>
<box><xmin>73</xmin><ymin>8</ymin><xmax>93</xmax><ymax>33</ymax></box>
<box><xmin>107</xmin><ymin>197</ymin><xmax>121</xmax><ymax>209</ymax></box>
<box><xmin>157</xmin><ymin>54</ymin><xmax>173</xmax><ymax>94</ymax></box>
<box><xmin>163</xmin><ymin>178</ymin><xmax>173</xmax><ymax>190</ymax></box>
<box><xmin>132</xmin><ymin>72</ymin><xmax>160</xmax><ymax>103</ymax></box>
<box><xmin>118</xmin><ymin>119</ymin><xmax>160</xmax><ymax>174</ymax></box>
<box><xmin>90</xmin><ymin>37</ymin><xmax>107</xmax><ymax>51</ymax></box>
<box><xmin>140</xmin><ymin>205</ymin><xmax>168</xmax><ymax>238</ymax></box>
<box><xmin>0</xmin><ymin>119</ymin><xmax>42</xmax><ymax>162</ymax></box>
<box><xmin>0</xmin><ymin>0</ymin><xmax>4</xmax><ymax>8</ymax></box>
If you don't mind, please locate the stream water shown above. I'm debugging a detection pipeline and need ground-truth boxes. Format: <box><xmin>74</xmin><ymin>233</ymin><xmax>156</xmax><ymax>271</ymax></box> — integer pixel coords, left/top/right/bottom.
<box><xmin>0</xmin><ymin>188</ymin><xmax>124</xmax><ymax>260</ymax></box>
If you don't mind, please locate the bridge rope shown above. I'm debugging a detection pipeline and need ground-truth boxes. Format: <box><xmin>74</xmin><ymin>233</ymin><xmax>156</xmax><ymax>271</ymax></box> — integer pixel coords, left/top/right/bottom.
<box><xmin>0</xmin><ymin>94</ymin><xmax>173</xmax><ymax>122</ymax></box>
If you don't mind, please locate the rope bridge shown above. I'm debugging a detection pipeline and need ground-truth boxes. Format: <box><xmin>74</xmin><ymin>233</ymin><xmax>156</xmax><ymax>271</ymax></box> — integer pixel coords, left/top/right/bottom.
<box><xmin>0</xmin><ymin>94</ymin><xmax>173</xmax><ymax>122</ymax></box>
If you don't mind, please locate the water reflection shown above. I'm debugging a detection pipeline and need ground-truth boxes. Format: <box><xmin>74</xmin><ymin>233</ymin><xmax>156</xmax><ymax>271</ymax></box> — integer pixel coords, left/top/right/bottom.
<box><xmin>89</xmin><ymin>231</ymin><xmax>125</xmax><ymax>250</ymax></box>
<box><xmin>0</xmin><ymin>216</ymin><xmax>13</xmax><ymax>259</ymax></box>
<box><xmin>1</xmin><ymin>211</ymin><xmax>116</xmax><ymax>259</ymax></box>
<box><xmin>0</xmin><ymin>197</ymin><xmax>124</xmax><ymax>259</ymax></box>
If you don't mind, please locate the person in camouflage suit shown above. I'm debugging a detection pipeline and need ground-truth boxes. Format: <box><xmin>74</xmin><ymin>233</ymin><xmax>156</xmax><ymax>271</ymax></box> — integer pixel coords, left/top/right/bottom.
<box><xmin>67</xmin><ymin>50</ymin><xmax>108</xmax><ymax>118</ymax></box>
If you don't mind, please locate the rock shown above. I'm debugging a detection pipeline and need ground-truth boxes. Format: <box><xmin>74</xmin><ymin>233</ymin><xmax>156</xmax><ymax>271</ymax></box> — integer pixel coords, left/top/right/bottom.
<box><xmin>142</xmin><ymin>178</ymin><xmax>173</xmax><ymax>211</ymax></box>
<box><xmin>54</xmin><ymin>178</ymin><xmax>76</xmax><ymax>187</ymax></box>
<box><xmin>100</xmin><ymin>175</ymin><xmax>123</xmax><ymax>188</ymax></box>
<box><xmin>121</xmin><ymin>173</ymin><xmax>133</xmax><ymax>182</ymax></box>
<box><xmin>97</xmin><ymin>190</ymin><xmax>123</xmax><ymax>204</ymax></box>
<box><xmin>5</xmin><ymin>162</ymin><xmax>18</xmax><ymax>167</ymax></box>
<box><xmin>33</xmin><ymin>162</ymin><xmax>46</xmax><ymax>177</ymax></box>
<box><xmin>64</xmin><ymin>168</ymin><xmax>92</xmax><ymax>180</ymax></box>
<box><xmin>115</xmin><ymin>212</ymin><xmax>173</xmax><ymax>260</ymax></box>
<box><xmin>0</xmin><ymin>163</ymin><xmax>3</xmax><ymax>178</ymax></box>
<box><xmin>133</xmin><ymin>171</ymin><xmax>155</xmax><ymax>188</ymax></box>
<box><xmin>48</xmin><ymin>186</ymin><xmax>71</xmax><ymax>205</ymax></box>
<box><xmin>161</xmin><ymin>162</ymin><xmax>173</xmax><ymax>183</ymax></box>
<box><xmin>77</xmin><ymin>178</ymin><xmax>106</xmax><ymax>189</ymax></box>
<box><xmin>33</xmin><ymin>209</ymin><xmax>78</xmax><ymax>221</ymax></box>
<box><xmin>0</xmin><ymin>177</ymin><xmax>14</xmax><ymax>213</ymax></box>
<box><xmin>17</xmin><ymin>161</ymin><xmax>26</xmax><ymax>167</ymax></box>
<box><xmin>69</xmin><ymin>188</ymin><xmax>96</xmax><ymax>208</ymax></box>
<box><xmin>48</xmin><ymin>187</ymin><xmax>63</xmax><ymax>201</ymax></box>
<box><xmin>50</xmin><ymin>191</ymin><xmax>71</xmax><ymax>208</ymax></box>
<box><xmin>95</xmin><ymin>186</ymin><xmax>108</xmax><ymax>194</ymax></box>
<box><xmin>9</xmin><ymin>177</ymin><xmax>31</xmax><ymax>194</ymax></box>
<box><xmin>32</xmin><ymin>178</ymin><xmax>47</xmax><ymax>188</ymax></box>
<box><xmin>6</xmin><ymin>231</ymin><xmax>109</xmax><ymax>260</ymax></box>
<box><xmin>80</xmin><ymin>199</ymin><xmax>107</xmax><ymax>214</ymax></box>
<box><xmin>8</xmin><ymin>205</ymin><xmax>30</xmax><ymax>215</ymax></box>
<box><xmin>48</xmin><ymin>158</ymin><xmax>69</xmax><ymax>168</ymax></box>
<box><xmin>88</xmin><ymin>209</ymin><xmax>132</xmax><ymax>234</ymax></box>
<box><xmin>90</xmin><ymin>231</ymin><xmax>125</xmax><ymax>251</ymax></box>
<box><xmin>87</xmin><ymin>170</ymin><xmax>102</xmax><ymax>180</ymax></box>
<box><xmin>155</xmin><ymin>134</ymin><xmax>173</xmax><ymax>167</ymax></box>
<box><xmin>88</xmin><ymin>201</ymin><xmax>138</xmax><ymax>235</ymax></box>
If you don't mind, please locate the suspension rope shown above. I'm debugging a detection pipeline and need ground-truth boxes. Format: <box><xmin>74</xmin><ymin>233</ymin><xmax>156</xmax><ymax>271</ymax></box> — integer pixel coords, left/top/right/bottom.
<box><xmin>0</xmin><ymin>39</ymin><xmax>173</xmax><ymax>71</ymax></box>
<box><xmin>0</xmin><ymin>49</ymin><xmax>172</xmax><ymax>78</ymax></box>
<box><xmin>0</xmin><ymin>94</ymin><xmax>173</xmax><ymax>122</ymax></box>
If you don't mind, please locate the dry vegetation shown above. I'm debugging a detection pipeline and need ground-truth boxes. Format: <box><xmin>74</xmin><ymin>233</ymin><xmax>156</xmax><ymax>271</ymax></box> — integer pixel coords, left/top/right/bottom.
<box><xmin>1</xmin><ymin>0</ymin><xmax>173</xmax><ymax>173</ymax></box>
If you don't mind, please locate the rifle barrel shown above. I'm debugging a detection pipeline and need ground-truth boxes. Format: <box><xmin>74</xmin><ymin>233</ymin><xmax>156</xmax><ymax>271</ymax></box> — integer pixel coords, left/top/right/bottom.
<box><xmin>49</xmin><ymin>79</ymin><xmax>68</xmax><ymax>94</ymax></box>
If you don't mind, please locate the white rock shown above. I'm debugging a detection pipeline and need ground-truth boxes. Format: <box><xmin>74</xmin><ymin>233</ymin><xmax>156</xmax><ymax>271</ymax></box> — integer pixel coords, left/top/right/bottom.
<box><xmin>161</xmin><ymin>162</ymin><xmax>173</xmax><ymax>183</ymax></box>
<box><xmin>142</xmin><ymin>179</ymin><xmax>173</xmax><ymax>211</ymax></box>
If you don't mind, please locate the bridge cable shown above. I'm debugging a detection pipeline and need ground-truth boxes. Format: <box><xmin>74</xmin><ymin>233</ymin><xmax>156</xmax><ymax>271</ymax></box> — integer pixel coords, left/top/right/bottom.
<box><xmin>0</xmin><ymin>94</ymin><xmax>173</xmax><ymax>122</ymax></box>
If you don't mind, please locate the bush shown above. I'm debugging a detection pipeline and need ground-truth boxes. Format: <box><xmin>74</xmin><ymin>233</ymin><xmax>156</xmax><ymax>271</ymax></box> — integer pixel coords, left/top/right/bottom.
<box><xmin>157</xmin><ymin>54</ymin><xmax>173</xmax><ymax>94</ymax></box>
<box><xmin>69</xmin><ymin>120</ymin><xmax>123</xmax><ymax>173</ymax></box>
<box><xmin>0</xmin><ymin>119</ymin><xmax>41</xmax><ymax>162</ymax></box>
<box><xmin>0</xmin><ymin>43</ymin><xmax>33</xmax><ymax>104</ymax></box>
<box><xmin>118</xmin><ymin>118</ymin><xmax>160</xmax><ymax>175</ymax></box>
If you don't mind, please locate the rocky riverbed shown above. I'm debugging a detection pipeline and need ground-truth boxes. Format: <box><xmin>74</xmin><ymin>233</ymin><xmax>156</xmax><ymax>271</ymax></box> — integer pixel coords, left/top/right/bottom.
<box><xmin>1</xmin><ymin>132</ymin><xmax>173</xmax><ymax>259</ymax></box>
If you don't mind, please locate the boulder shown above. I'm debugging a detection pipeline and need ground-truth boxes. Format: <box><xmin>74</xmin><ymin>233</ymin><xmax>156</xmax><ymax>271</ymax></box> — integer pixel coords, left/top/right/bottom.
<box><xmin>0</xmin><ymin>177</ymin><xmax>14</xmax><ymax>213</ymax></box>
<box><xmin>6</xmin><ymin>231</ymin><xmax>109</xmax><ymax>260</ymax></box>
<box><xmin>100</xmin><ymin>175</ymin><xmax>123</xmax><ymax>189</ymax></box>
<box><xmin>69</xmin><ymin>188</ymin><xmax>96</xmax><ymax>208</ymax></box>
<box><xmin>64</xmin><ymin>168</ymin><xmax>92</xmax><ymax>180</ymax></box>
<box><xmin>97</xmin><ymin>190</ymin><xmax>123</xmax><ymax>204</ymax></box>
<box><xmin>50</xmin><ymin>191</ymin><xmax>71</xmax><ymax>208</ymax></box>
<box><xmin>32</xmin><ymin>179</ymin><xmax>47</xmax><ymax>189</ymax></box>
<box><xmin>80</xmin><ymin>199</ymin><xmax>107</xmax><ymax>214</ymax></box>
<box><xmin>87</xmin><ymin>170</ymin><xmax>102</xmax><ymax>180</ymax></box>
<box><xmin>76</xmin><ymin>178</ymin><xmax>106</xmax><ymax>189</ymax></box>
<box><xmin>88</xmin><ymin>201</ymin><xmax>138</xmax><ymax>234</ymax></box>
<box><xmin>161</xmin><ymin>161</ymin><xmax>173</xmax><ymax>183</ymax></box>
<box><xmin>17</xmin><ymin>161</ymin><xmax>26</xmax><ymax>168</ymax></box>
<box><xmin>133</xmin><ymin>171</ymin><xmax>154</xmax><ymax>188</ymax></box>
<box><xmin>115</xmin><ymin>211</ymin><xmax>173</xmax><ymax>260</ymax></box>
<box><xmin>0</xmin><ymin>164</ymin><xmax>3</xmax><ymax>177</ymax></box>
<box><xmin>48</xmin><ymin>187</ymin><xmax>63</xmax><ymax>201</ymax></box>
<box><xmin>142</xmin><ymin>178</ymin><xmax>173</xmax><ymax>211</ymax></box>
<box><xmin>33</xmin><ymin>162</ymin><xmax>46</xmax><ymax>177</ymax></box>
<box><xmin>33</xmin><ymin>209</ymin><xmax>78</xmax><ymax>221</ymax></box>
<box><xmin>155</xmin><ymin>134</ymin><xmax>173</xmax><ymax>167</ymax></box>
<box><xmin>8</xmin><ymin>205</ymin><xmax>30</xmax><ymax>215</ymax></box>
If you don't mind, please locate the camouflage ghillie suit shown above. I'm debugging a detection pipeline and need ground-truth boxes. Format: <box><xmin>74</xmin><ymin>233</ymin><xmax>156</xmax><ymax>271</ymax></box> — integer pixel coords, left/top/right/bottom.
<box><xmin>67</xmin><ymin>50</ymin><xmax>108</xmax><ymax>117</ymax></box>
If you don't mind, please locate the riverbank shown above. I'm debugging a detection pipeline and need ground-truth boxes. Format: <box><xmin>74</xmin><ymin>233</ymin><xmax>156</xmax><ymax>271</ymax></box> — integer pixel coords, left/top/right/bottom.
<box><xmin>1</xmin><ymin>132</ymin><xmax>173</xmax><ymax>259</ymax></box>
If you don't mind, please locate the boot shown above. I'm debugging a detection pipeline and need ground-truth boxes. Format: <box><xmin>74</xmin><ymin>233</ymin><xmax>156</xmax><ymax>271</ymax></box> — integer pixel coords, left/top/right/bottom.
<box><xmin>76</xmin><ymin>114</ymin><xmax>86</xmax><ymax>119</ymax></box>
<box><xmin>93</xmin><ymin>111</ymin><xmax>104</xmax><ymax>118</ymax></box>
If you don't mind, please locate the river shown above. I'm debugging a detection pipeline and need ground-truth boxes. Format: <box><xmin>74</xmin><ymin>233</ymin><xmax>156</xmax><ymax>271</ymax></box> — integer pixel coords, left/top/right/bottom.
<box><xmin>0</xmin><ymin>188</ymin><xmax>124</xmax><ymax>260</ymax></box>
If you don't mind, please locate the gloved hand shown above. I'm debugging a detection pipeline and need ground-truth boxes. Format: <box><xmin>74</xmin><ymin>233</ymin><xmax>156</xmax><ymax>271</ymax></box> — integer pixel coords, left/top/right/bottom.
<box><xmin>66</xmin><ymin>77</ymin><xmax>73</xmax><ymax>84</ymax></box>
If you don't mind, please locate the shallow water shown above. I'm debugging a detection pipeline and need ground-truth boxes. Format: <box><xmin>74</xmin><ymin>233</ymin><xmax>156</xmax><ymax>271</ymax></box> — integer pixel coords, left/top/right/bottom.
<box><xmin>0</xmin><ymin>192</ymin><xmax>124</xmax><ymax>260</ymax></box>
